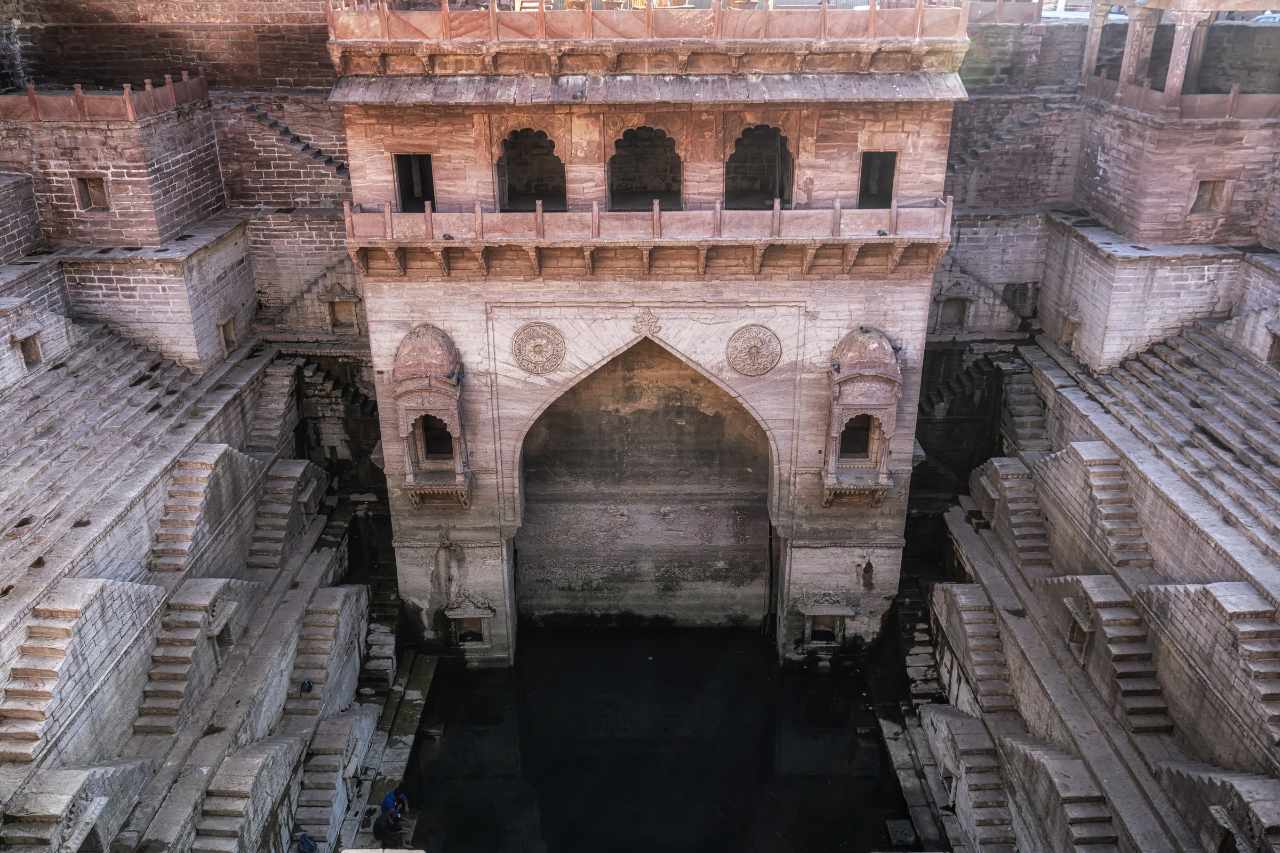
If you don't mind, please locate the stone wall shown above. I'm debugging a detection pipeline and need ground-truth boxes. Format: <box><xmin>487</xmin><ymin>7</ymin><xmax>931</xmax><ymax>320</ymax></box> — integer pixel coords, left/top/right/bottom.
<box><xmin>63</xmin><ymin>218</ymin><xmax>255</xmax><ymax>371</ymax></box>
<box><xmin>947</xmin><ymin>23</ymin><xmax>1085</xmax><ymax>210</ymax></box>
<box><xmin>0</xmin><ymin>102</ymin><xmax>226</xmax><ymax>247</ymax></box>
<box><xmin>1037</xmin><ymin>217</ymin><xmax>1244</xmax><ymax>372</ymax></box>
<box><xmin>212</xmin><ymin>92</ymin><xmax>349</xmax><ymax>209</ymax></box>
<box><xmin>1075</xmin><ymin>103</ymin><xmax>1280</xmax><ymax>245</ymax></box>
<box><xmin>1213</xmin><ymin>255</ymin><xmax>1280</xmax><ymax>364</ymax></box>
<box><xmin>515</xmin><ymin>338</ymin><xmax>772</xmax><ymax>627</ymax></box>
<box><xmin>0</xmin><ymin>172</ymin><xmax>41</xmax><ymax>262</ymax></box>
<box><xmin>931</xmin><ymin>211</ymin><xmax>1045</xmax><ymax>338</ymax></box>
<box><xmin>1262</xmin><ymin>176</ymin><xmax>1280</xmax><ymax>251</ymax></box>
<box><xmin>5</xmin><ymin>1</ymin><xmax>332</xmax><ymax>89</ymax></box>
<box><xmin>0</xmin><ymin>260</ymin><xmax>72</xmax><ymax>391</ymax></box>
<box><xmin>245</xmin><ymin>209</ymin><xmax>347</xmax><ymax>308</ymax></box>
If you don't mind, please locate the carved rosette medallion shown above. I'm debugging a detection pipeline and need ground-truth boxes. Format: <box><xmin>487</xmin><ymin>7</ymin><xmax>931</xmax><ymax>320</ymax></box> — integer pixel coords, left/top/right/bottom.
<box><xmin>512</xmin><ymin>322</ymin><xmax>567</xmax><ymax>375</ymax></box>
<box><xmin>726</xmin><ymin>324</ymin><xmax>782</xmax><ymax>376</ymax></box>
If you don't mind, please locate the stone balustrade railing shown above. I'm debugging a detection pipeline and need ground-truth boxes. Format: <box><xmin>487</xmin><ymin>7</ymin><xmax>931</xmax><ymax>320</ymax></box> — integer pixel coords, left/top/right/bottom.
<box><xmin>0</xmin><ymin>72</ymin><xmax>207</xmax><ymax>123</ymax></box>
<box><xmin>327</xmin><ymin>0</ymin><xmax>969</xmax><ymax>44</ymax></box>
<box><xmin>1085</xmin><ymin>75</ymin><xmax>1280</xmax><ymax>121</ymax></box>
<box><xmin>344</xmin><ymin>196</ymin><xmax>952</xmax><ymax>245</ymax></box>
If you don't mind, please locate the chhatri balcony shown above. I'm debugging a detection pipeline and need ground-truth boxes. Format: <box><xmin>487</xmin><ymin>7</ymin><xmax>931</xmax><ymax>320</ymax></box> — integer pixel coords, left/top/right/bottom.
<box><xmin>343</xmin><ymin>196</ymin><xmax>953</xmax><ymax>278</ymax></box>
<box><xmin>326</xmin><ymin>0</ymin><xmax>970</xmax><ymax>77</ymax></box>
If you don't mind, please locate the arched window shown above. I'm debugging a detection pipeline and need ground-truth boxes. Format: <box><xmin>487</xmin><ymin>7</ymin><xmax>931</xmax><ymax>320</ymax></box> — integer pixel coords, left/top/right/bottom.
<box><xmin>497</xmin><ymin>129</ymin><xmax>567</xmax><ymax>212</ymax></box>
<box><xmin>725</xmin><ymin>125</ymin><xmax>793</xmax><ymax>210</ymax></box>
<box><xmin>839</xmin><ymin>415</ymin><xmax>874</xmax><ymax>460</ymax></box>
<box><xmin>416</xmin><ymin>415</ymin><xmax>454</xmax><ymax>464</ymax></box>
<box><xmin>608</xmin><ymin>126</ymin><xmax>682</xmax><ymax>211</ymax></box>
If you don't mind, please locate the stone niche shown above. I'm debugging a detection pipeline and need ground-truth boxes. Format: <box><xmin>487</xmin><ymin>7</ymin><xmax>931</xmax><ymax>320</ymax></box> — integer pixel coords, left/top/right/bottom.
<box><xmin>822</xmin><ymin>326</ymin><xmax>903</xmax><ymax>506</ymax></box>
<box><xmin>390</xmin><ymin>323</ymin><xmax>471</xmax><ymax>507</ymax></box>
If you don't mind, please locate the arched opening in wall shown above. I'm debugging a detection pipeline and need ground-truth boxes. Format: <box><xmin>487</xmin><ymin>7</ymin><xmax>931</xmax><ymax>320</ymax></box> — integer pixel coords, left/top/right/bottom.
<box><xmin>413</xmin><ymin>414</ymin><xmax>455</xmax><ymax>466</ymax></box>
<box><xmin>608</xmin><ymin>127</ymin><xmax>683</xmax><ymax>211</ymax></box>
<box><xmin>515</xmin><ymin>338</ymin><xmax>771</xmax><ymax>628</ymax></box>
<box><xmin>839</xmin><ymin>414</ymin><xmax>875</xmax><ymax>461</ymax></box>
<box><xmin>497</xmin><ymin>129</ymin><xmax>567</xmax><ymax>212</ymax></box>
<box><xmin>724</xmin><ymin>125</ymin><xmax>793</xmax><ymax>210</ymax></box>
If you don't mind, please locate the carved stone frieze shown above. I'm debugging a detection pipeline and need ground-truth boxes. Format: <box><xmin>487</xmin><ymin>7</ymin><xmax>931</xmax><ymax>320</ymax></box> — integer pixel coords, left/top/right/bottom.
<box><xmin>512</xmin><ymin>322</ymin><xmax>567</xmax><ymax>375</ymax></box>
<box><xmin>726</xmin><ymin>324</ymin><xmax>782</xmax><ymax>376</ymax></box>
<box><xmin>632</xmin><ymin>308</ymin><xmax>662</xmax><ymax>337</ymax></box>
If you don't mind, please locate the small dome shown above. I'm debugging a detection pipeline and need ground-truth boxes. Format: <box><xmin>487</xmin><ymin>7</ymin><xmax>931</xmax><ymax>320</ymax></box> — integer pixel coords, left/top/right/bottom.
<box><xmin>392</xmin><ymin>324</ymin><xmax>462</xmax><ymax>389</ymax></box>
<box><xmin>831</xmin><ymin>327</ymin><xmax>900</xmax><ymax>383</ymax></box>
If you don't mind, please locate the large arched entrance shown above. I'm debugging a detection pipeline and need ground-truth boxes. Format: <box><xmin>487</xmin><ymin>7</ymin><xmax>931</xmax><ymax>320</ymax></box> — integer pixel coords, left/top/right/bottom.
<box><xmin>514</xmin><ymin>338</ymin><xmax>773</xmax><ymax>628</ymax></box>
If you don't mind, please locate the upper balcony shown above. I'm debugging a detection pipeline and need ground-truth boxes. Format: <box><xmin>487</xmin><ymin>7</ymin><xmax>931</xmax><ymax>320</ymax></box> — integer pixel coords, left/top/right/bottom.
<box><xmin>0</xmin><ymin>72</ymin><xmax>207</xmax><ymax>123</ymax></box>
<box><xmin>326</xmin><ymin>0</ymin><xmax>971</xmax><ymax>77</ymax></box>
<box><xmin>343</xmin><ymin>195</ymin><xmax>952</xmax><ymax>278</ymax></box>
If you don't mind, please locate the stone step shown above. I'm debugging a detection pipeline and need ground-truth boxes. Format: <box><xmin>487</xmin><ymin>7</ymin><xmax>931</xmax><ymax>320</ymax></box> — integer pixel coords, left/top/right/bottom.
<box><xmin>197</xmin><ymin>817</ymin><xmax>241</xmax><ymax>839</ymax></box>
<box><xmin>1242</xmin><ymin>640</ymin><xmax>1280</xmax><ymax>661</ymax></box>
<box><xmin>141</xmin><ymin>696</ymin><xmax>183</xmax><ymax>715</ymax></box>
<box><xmin>149</xmin><ymin>662</ymin><xmax>193</xmax><ymax>681</ymax></box>
<box><xmin>1070</xmin><ymin>820</ymin><xmax>1119</xmax><ymax>844</ymax></box>
<box><xmin>190</xmin><ymin>836</ymin><xmax>239</xmax><ymax>853</ymax></box>
<box><xmin>1233</xmin><ymin>620</ymin><xmax>1280</xmax><ymax>640</ymax></box>
<box><xmin>1066</xmin><ymin>802</ymin><xmax>1113</xmax><ymax>824</ymax></box>
<box><xmin>3</xmin><ymin>677</ymin><xmax>54</xmax><ymax>700</ymax></box>
<box><xmin>152</xmin><ymin>645</ymin><xmax>195</xmax><ymax>664</ymax></box>
<box><xmin>0</xmin><ymin>717</ymin><xmax>45</xmax><ymax>740</ymax></box>
<box><xmin>1108</xmin><ymin>641</ymin><xmax>1153</xmax><ymax>662</ymax></box>
<box><xmin>144</xmin><ymin>681</ymin><xmax>186</xmax><ymax>699</ymax></box>
<box><xmin>150</xmin><ymin>555</ymin><xmax>188</xmax><ymax>572</ymax></box>
<box><xmin>0</xmin><ymin>698</ymin><xmax>49</xmax><ymax>721</ymax></box>
<box><xmin>1116</xmin><ymin>677</ymin><xmax>1161</xmax><ymax>696</ymax></box>
<box><xmin>18</xmin><ymin>638</ymin><xmax>69</xmax><ymax>658</ymax></box>
<box><xmin>202</xmin><ymin>797</ymin><xmax>249</xmax><ymax>818</ymax></box>
<box><xmin>0</xmin><ymin>823</ymin><xmax>56</xmax><ymax>845</ymax></box>
<box><xmin>972</xmin><ymin>806</ymin><xmax>1012</xmax><ymax>827</ymax></box>
<box><xmin>0</xmin><ymin>737</ymin><xmax>40</xmax><ymax>762</ymax></box>
<box><xmin>11</xmin><ymin>655</ymin><xmax>63</xmax><ymax>679</ymax></box>
<box><xmin>25</xmin><ymin>618</ymin><xmax>75</xmax><ymax>640</ymax></box>
<box><xmin>303</xmin><ymin>771</ymin><xmax>337</xmax><ymax>789</ymax></box>
<box><xmin>1129</xmin><ymin>713</ymin><xmax>1173</xmax><ymax>733</ymax></box>
<box><xmin>1122</xmin><ymin>694</ymin><xmax>1167</xmax><ymax>714</ymax></box>
<box><xmin>133</xmin><ymin>716</ymin><xmax>178</xmax><ymax>735</ymax></box>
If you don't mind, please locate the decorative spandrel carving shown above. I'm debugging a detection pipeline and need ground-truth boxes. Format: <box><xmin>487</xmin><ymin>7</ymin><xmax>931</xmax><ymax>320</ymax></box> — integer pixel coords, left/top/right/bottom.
<box><xmin>512</xmin><ymin>322</ymin><xmax>567</xmax><ymax>375</ymax></box>
<box><xmin>726</xmin><ymin>324</ymin><xmax>782</xmax><ymax>376</ymax></box>
<box><xmin>633</xmin><ymin>308</ymin><xmax>662</xmax><ymax>337</ymax></box>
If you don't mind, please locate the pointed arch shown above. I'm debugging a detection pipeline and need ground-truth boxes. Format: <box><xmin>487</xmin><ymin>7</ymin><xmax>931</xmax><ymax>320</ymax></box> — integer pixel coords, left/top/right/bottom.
<box><xmin>608</xmin><ymin>126</ymin><xmax>683</xmax><ymax>212</ymax></box>
<box><xmin>724</xmin><ymin>124</ymin><xmax>794</xmax><ymax>210</ymax></box>
<box><xmin>497</xmin><ymin>128</ymin><xmax>567</xmax><ymax>212</ymax></box>
<box><xmin>509</xmin><ymin>333</ymin><xmax>782</xmax><ymax>529</ymax></box>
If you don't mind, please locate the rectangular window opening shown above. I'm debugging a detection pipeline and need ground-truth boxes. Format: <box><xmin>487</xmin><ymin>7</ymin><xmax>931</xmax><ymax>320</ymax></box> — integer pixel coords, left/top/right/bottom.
<box><xmin>858</xmin><ymin>151</ymin><xmax>896</xmax><ymax>210</ymax></box>
<box><xmin>1268</xmin><ymin>334</ymin><xmax>1280</xmax><ymax>369</ymax></box>
<box><xmin>839</xmin><ymin>415</ymin><xmax>873</xmax><ymax>460</ymax></box>
<box><xmin>395</xmin><ymin>154</ymin><xmax>436</xmax><ymax>214</ymax></box>
<box><xmin>74</xmin><ymin>176</ymin><xmax>109</xmax><ymax>211</ymax></box>
<box><xmin>330</xmin><ymin>300</ymin><xmax>357</xmax><ymax>332</ymax></box>
<box><xmin>456</xmin><ymin>617</ymin><xmax>486</xmax><ymax>645</ymax></box>
<box><xmin>219</xmin><ymin>319</ymin><xmax>236</xmax><ymax>353</ymax></box>
<box><xmin>1190</xmin><ymin>180</ymin><xmax>1226</xmax><ymax>215</ymax></box>
<box><xmin>19</xmin><ymin>334</ymin><xmax>41</xmax><ymax>368</ymax></box>
<box><xmin>939</xmin><ymin>298</ymin><xmax>967</xmax><ymax>331</ymax></box>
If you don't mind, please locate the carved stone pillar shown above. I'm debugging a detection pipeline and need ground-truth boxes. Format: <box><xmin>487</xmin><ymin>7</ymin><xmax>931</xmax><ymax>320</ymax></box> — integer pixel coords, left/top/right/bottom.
<box><xmin>1118</xmin><ymin>5</ymin><xmax>1163</xmax><ymax>89</ymax></box>
<box><xmin>1082</xmin><ymin>0</ymin><xmax>1113</xmax><ymax>79</ymax></box>
<box><xmin>1162</xmin><ymin>11</ymin><xmax>1214</xmax><ymax>99</ymax></box>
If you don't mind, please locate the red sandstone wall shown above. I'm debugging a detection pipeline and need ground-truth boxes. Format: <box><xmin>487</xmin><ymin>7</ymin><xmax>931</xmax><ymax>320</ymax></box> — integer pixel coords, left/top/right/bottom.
<box><xmin>7</xmin><ymin>1</ymin><xmax>331</xmax><ymax>89</ymax></box>
<box><xmin>1075</xmin><ymin>104</ymin><xmax>1280</xmax><ymax>245</ymax></box>
<box><xmin>0</xmin><ymin>172</ymin><xmax>41</xmax><ymax>262</ymax></box>
<box><xmin>1263</xmin><ymin>177</ymin><xmax>1280</xmax><ymax>251</ymax></box>
<box><xmin>345</xmin><ymin>103</ymin><xmax>953</xmax><ymax>213</ymax></box>
<box><xmin>245</xmin><ymin>208</ymin><xmax>347</xmax><ymax>308</ymax></box>
<box><xmin>947</xmin><ymin>23</ymin><xmax>1086</xmax><ymax>211</ymax></box>
<box><xmin>212</xmin><ymin>92</ymin><xmax>349</xmax><ymax>208</ymax></box>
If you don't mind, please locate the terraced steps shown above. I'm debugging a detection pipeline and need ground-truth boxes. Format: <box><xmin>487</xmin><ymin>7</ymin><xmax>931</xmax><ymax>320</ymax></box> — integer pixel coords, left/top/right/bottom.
<box><xmin>0</xmin><ymin>601</ymin><xmax>83</xmax><ymax>763</ymax></box>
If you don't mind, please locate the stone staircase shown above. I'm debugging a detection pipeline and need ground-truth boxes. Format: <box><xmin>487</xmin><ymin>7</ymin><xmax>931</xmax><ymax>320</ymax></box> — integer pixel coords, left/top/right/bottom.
<box><xmin>148</xmin><ymin>447</ymin><xmax>221</xmax><ymax>573</ymax></box>
<box><xmin>245</xmin><ymin>460</ymin><xmax>319</xmax><ymax>580</ymax></box>
<box><xmin>1203</xmin><ymin>582</ymin><xmax>1280</xmax><ymax>743</ymax></box>
<box><xmin>953</xmin><ymin>729</ymin><xmax>1016</xmax><ymax>850</ymax></box>
<box><xmin>1001</xmin><ymin>474</ymin><xmax>1053</xmax><ymax>574</ymax></box>
<box><xmin>243</xmin><ymin>104</ymin><xmax>348</xmax><ymax>176</ymax></box>
<box><xmin>133</xmin><ymin>605</ymin><xmax>205</xmax><ymax>735</ymax></box>
<box><xmin>0</xmin><ymin>604</ymin><xmax>80</xmax><ymax>763</ymax></box>
<box><xmin>192</xmin><ymin>736</ymin><xmax>306</xmax><ymax>853</ymax></box>
<box><xmin>0</xmin><ymin>325</ymin><xmax>225</xmax><ymax>585</ymax></box>
<box><xmin>294</xmin><ymin>748</ymin><xmax>343</xmax><ymax>845</ymax></box>
<box><xmin>254</xmin><ymin>257</ymin><xmax>357</xmax><ymax>335</ymax></box>
<box><xmin>0</xmin><ymin>792</ymin><xmax>107</xmax><ymax>853</ymax></box>
<box><xmin>999</xmin><ymin>735</ymin><xmax>1120</xmax><ymax>853</ymax></box>
<box><xmin>920</xmin><ymin>357</ymin><xmax>999</xmax><ymax>419</ymax></box>
<box><xmin>1081</xmin><ymin>453</ymin><xmax>1154</xmax><ymax>571</ymax></box>
<box><xmin>1003</xmin><ymin>371</ymin><xmax>1051</xmax><ymax>454</ymax></box>
<box><xmin>282</xmin><ymin>601</ymin><xmax>341</xmax><ymax>721</ymax></box>
<box><xmin>246</xmin><ymin>359</ymin><xmax>301</xmax><ymax>457</ymax></box>
<box><xmin>1093</xmin><ymin>593</ymin><xmax>1173</xmax><ymax>735</ymax></box>
<box><xmin>897</xmin><ymin>577</ymin><xmax>944</xmax><ymax>708</ymax></box>
<box><xmin>1067</xmin><ymin>325</ymin><xmax>1280</xmax><ymax>564</ymax></box>
<box><xmin>951</xmin><ymin>585</ymin><xmax>1016</xmax><ymax>713</ymax></box>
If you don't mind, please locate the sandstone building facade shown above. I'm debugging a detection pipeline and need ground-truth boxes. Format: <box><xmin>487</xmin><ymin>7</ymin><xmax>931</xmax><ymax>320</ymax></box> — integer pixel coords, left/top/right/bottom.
<box><xmin>0</xmin><ymin>0</ymin><xmax>1273</xmax><ymax>851</ymax></box>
